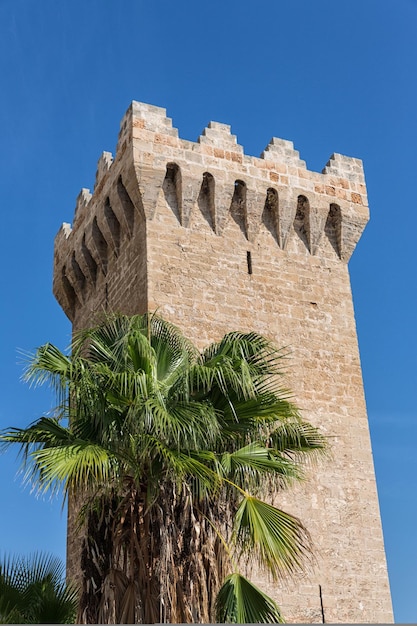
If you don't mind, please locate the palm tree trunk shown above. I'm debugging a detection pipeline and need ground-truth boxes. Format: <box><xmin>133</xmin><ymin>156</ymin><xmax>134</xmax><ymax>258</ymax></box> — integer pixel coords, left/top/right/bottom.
<box><xmin>77</xmin><ymin>484</ymin><xmax>230</xmax><ymax>624</ymax></box>
<box><xmin>78</xmin><ymin>496</ymin><xmax>117</xmax><ymax>624</ymax></box>
<box><xmin>154</xmin><ymin>484</ymin><xmax>228</xmax><ymax>623</ymax></box>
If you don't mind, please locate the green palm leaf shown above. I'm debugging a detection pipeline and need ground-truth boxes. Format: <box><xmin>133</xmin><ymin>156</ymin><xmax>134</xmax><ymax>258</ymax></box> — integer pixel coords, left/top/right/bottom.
<box><xmin>220</xmin><ymin>442</ymin><xmax>302</xmax><ymax>488</ymax></box>
<box><xmin>30</xmin><ymin>442</ymin><xmax>117</xmax><ymax>495</ymax></box>
<box><xmin>233</xmin><ymin>495</ymin><xmax>311</xmax><ymax>579</ymax></box>
<box><xmin>215</xmin><ymin>573</ymin><xmax>284</xmax><ymax>623</ymax></box>
<box><xmin>0</xmin><ymin>553</ymin><xmax>77</xmax><ymax>624</ymax></box>
<box><xmin>269</xmin><ymin>420</ymin><xmax>328</xmax><ymax>460</ymax></box>
<box><xmin>137</xmin><ymin>435</ymin><xmax>220</xmax><ymax>493</ymax></box>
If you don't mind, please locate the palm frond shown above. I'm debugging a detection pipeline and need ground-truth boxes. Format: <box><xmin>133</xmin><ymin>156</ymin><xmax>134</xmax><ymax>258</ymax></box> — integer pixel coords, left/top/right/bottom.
<box><xmin>22</xmin><ymin>343</ymin><xmax>72</xmax><ymax>412</ymax></box>
<box><xmin>149</xmin><ymin>313</ymin><xmax>199</xmax><ymax>357</ymax></box>
<box><xmin>0</xmin><ymin>418</ymin><xmax>73</xmax><ymax>473</ymax></box>
<box><xmin>139</xmin><ymin>435</ymin><xmax>221</xmax><ymax>497</ymax></box>
<box><xmin>220</xmin><ymin>442</ymin><xmax>302</xmax><ymax>489</ymax></box>
<box><xmin>23</xmin><ymin>343</ymin><xmax>72</xmax><ymax>386</ymax></box>
<box><xmin>0</xmin><ymin>553</ymin><xmax>77</xmax><ymax>624</ymax></box>
<box><xmin>27</xmin><ymin>441</ymin><xmax>118</xmax><ymax>497</ymax></box>
<box><xmin>215</xmin><ymin>572</ymin><xmax>284</xmax><ymax>623</ymax></box>
<box><xmin>213</xmin><ymin>392</ymin><xmax>301</xmax><ymax>442</ymax></box>
<box><xmin>203</xmin><ymin>331</ymin><xmax>289</xmax><ymax>377</ymax></box>
<box><xmin>269</xmin><ymin>420</ymin><xmax>328</xmax><ymax>459</ymax></box>
<box><xmin>233</xmin><ymin>495</ymin><xmax>312</xmax><ymax>580</ymax></box>
<box><xmin>158</xmin><ymin>401</ymin><xmax>220</xmax><ymax>450</ymax></box>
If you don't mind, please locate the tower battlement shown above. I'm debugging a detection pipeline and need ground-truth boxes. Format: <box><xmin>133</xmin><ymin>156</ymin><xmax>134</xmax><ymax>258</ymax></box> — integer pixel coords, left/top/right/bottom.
<box><xmin>54</xmin><ymin>101</ymin><xmax>369</xmax><ymax>323</ymax></box>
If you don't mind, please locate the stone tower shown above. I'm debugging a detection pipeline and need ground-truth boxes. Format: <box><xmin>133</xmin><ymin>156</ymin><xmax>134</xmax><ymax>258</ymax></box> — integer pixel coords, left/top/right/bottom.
<box><xmin>53</xmin><ymin>101</ymin><xmax>393</xmax><ymax>623</ymax></box>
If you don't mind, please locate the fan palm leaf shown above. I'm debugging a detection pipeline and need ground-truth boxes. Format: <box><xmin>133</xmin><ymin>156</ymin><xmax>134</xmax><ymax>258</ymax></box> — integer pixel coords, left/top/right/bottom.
<box><xmin>215</xmin><ymin>573</ymin><xmax>284</xmax><ymax>624</ymax></box>
<box><xmin>233</xmin><ymin>496</ymin><xmax>311</xmax><ymax>579</ymax></box>
<box><xmin>0</xmin><ymin>553</ymin><xmax>77</xmax><ymax>624</ymax></box>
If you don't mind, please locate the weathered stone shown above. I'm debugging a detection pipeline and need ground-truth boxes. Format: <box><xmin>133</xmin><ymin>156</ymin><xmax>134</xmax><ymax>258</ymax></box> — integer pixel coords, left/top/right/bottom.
<box><xmin>54</xmin><ymin>101</ymin><xmax>393</xmax><ymax>624</ymax></box>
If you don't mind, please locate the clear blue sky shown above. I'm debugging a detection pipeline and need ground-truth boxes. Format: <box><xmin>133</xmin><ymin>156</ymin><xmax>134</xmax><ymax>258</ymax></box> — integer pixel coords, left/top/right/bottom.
<box><xmin>0</xmin><ymin>0</ymin><xmax>416</xmax><ymax>622</ymax></box>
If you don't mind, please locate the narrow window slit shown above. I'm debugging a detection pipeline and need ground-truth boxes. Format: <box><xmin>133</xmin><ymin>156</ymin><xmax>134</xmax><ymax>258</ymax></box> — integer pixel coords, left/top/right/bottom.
<box><xmin>247</xmin><ymin>250</ymin><xmax>253</xmax><ymax>275</ymax></box>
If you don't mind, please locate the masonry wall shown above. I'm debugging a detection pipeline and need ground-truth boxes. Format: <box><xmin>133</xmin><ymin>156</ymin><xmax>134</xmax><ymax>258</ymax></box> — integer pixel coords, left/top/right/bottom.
<box><xmin>54</xmin><ymin>101</ymin><xmax>393</xmax><ymax>623</ymax></box>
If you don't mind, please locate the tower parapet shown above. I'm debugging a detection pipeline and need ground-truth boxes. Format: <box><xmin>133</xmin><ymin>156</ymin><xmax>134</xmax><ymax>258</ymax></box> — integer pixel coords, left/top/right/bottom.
<box><xmin>54</xmin><ymin>101</ymin><xmax>369</xmax><ymax>324</ymax></box>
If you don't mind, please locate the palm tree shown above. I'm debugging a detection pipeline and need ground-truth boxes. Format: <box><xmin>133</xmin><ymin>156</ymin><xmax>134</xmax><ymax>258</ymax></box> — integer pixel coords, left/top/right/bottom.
<box><xmin>0</xmin><ymin>552</ymin><xmax>77</xmax><ymax>624</ymax></box>
<box><xmin>1</xmin><ymin>314</ymin><xmax>326</xmax><ymax>623</ymax></box>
